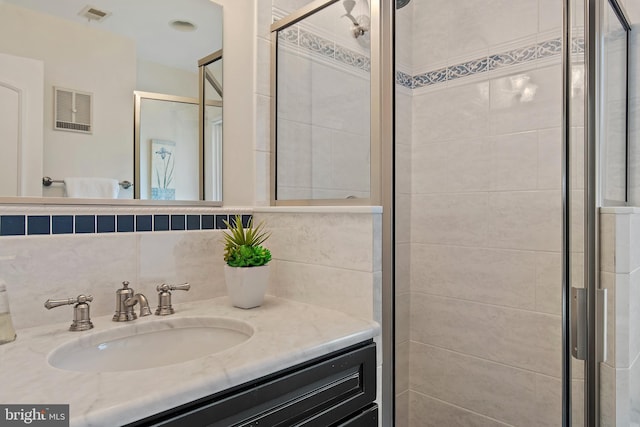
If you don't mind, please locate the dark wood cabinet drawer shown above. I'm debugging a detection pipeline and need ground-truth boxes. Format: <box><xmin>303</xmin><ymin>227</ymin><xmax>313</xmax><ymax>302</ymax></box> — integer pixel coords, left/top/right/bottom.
<box><xmin>127</xmin><ymin>341</ymin><xmax>377</xmax><ymax>427</ymax></box>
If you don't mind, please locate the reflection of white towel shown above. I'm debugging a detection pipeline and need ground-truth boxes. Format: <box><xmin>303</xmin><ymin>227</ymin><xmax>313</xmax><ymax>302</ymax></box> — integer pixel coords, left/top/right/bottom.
<box><xmin>64</xmin><ymin>177</ymin><xmax>120</xmax><ymax>199</ymax></box>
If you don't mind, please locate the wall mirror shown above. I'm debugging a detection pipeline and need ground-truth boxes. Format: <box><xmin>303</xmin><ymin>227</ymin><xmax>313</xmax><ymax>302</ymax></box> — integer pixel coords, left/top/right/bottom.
<box><xmin>272</xmin><ymin>0</ymin><xmax>372</xmax><ymax>203</ymax></box>
<box><xmin>0</xmin><ymin>0</ymin><xmax>222</xmax><ymax>204</ymax></box>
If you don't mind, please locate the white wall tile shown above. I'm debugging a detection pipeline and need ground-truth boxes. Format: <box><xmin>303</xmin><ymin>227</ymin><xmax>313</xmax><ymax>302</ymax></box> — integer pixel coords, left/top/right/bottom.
<box><xmin>489</xmin><ymin>65</ymin><xmax>562</xmax><ymax>135</ymax></box>
<box><xmin>409</xmin><ymin>341</ymin><xmax>537</xmax><ymax>426</ymax></box>
<box><xmin>277</xmin><ymin>50</ymin><xmax>311</xmax><ymax>123</ymax></box>
<box><xmin>270</xmin><ymin>260</ymin><xmax>373</xmax><ymax>320</ymax></box>
<box><xmin>408</xmin><ymin>390</ymin><xmax>510</xmax><ymax>427</ymax></box>
<box><xmin>413</xmin><ymin>82</ymin><xmax>490</xmax><ymax>144</ymax></box>
<box><xmin>487</xmin><ymin>190</ymin><xmax>562</xmax><ymax>252</ymax></box>
<box><xmin>395</xmin><ymin>142</ymin><xmax>412</xmax><ymax>195</ymax></box>
<box><xmin>535</xmin><ymin>374</ymin><xmax>563</xmax><ymax>427</ymax></box>
<box><xmin>396</xmin><ymin>390</ymin><xmax>409</xmax><ymax>427</ymax></box>
<box><xmin>410</xmin><ymin>244</ymin><xmax>537</xmax><ymax>310</ymax></box>
<box><xmin>396</xmin><ymin>340</ymin><xmax>409</xmax><ymax>394</ymax></box>
<box><xmin>630</xmin><ymin>214</ymin><xmax>640</xmax><ymax>272</ymax></box>
<box><xmin>615</xmin><ymin>214</ymin><xmax>631</xmax><ymax>273</ymax></box>
<box><xmin>395</xmin><ymin>3</ymin><xmax>413</xmax><ymax>72</ymax></box>
<box><xmin>256</xmin><ymin>37</ymin><xmax>271</xmax><ymax>97</ymax></box>
<box><xmin>539</xmin><ymin>0</ymin><xmax>563</xmax><ymax>33</ymax></box>
<box><xmin>256</xmin><ymin>212</ymin><xmax>376</xmax><ymax>272</ymax></box>
<box><xmin>411</xmin><ymin>0</ymin><xmax>452</xmax><ymax>72</ymax></box>
<box><xmin>601</xmin><ymin>271</ymin><xmax>619</xmax><ymax>367</ymax></box>
<box><xmin>396</xmin><ymin>292</ymin><xmax>410</xmax><ymax>345</ymax></box>
<box><xmin>254</xmin><ymin>150</ymin><xmax>271</xmax><ymax>205</ymax></box>
<box><xmin>255</xmin><ymin>94</ymin><xmax>271</xmax><ymax>152</ymax></box>
<box><xmin>538</xmin><ymin>127</ymin><xmax>563</xmax><ymax>190</ymax></box>
<box><xmin>1</xmin><ymin>234</ymin><xmax>137</xmax><ymax>330</ymax></box>
<box><xmin>395</xmin><ymin>194</ymin><xmax>412</xmax><ymax>245</ymax></box>
<box><xmin>411</xmin><ymin>293</ymin><xmax>561</xmax><ymax>377</ymax></box>
<box><xmin>412</xmin><ymin>193</ymin><xmax>489</xmax><ymax>246</ymax></box>
<box><xmin>630</xmin><ymin>355</ymin><xmax>640</xmax><ymax>424</ymax></box>
<box><xmin>629</xmin><ymin>269</ymin><xmax>640</xmax><ymax>366</ymax></box>
<box><xmin>395</xmin><ymin>243</ymin><xmax>411</xmax><ymax>295</ymax></box>
<box><xmin>310</xmin><ymin>61</ymin><xmax>370</xmax><ymax>136</ymax></box>
<box><xmin>137</xmin><ymin>231</ymin><xmax>227</xmax><ymax>304</ymax></box>
<box><xmin>536</xmin><ymin>251</ymin><xmax>562</xmax><ymax>314</ymax></box>
<box><xmin>489</xmin><ymin>131</ymin><xmax>538</xmax><ymax>191</ymax></box>
<box><xmin>412</xmin><ymin>138</ymin><xmax>491</xmax><ymax>194</ymax></box>
<box><xmin>276</xmin><ymin>119</ymin><xmax>312</xmax><ymax>188</ymax></box>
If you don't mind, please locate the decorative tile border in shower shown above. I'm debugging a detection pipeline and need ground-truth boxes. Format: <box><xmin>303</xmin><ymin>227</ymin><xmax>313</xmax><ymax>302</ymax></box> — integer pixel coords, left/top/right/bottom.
<box><xmin>0</xmin><ymin>213</ymin><xmax>251</xmax><ymax>237</ymax></box>
<box><xmin>397</xmin><ymin>36</ymin><xmax>585</xmax><ymax>89</ymax></box>
<box><xmin>277</xmin><ymin>24</ymin><xmax>371</xmax><ymax>73</ymax></box>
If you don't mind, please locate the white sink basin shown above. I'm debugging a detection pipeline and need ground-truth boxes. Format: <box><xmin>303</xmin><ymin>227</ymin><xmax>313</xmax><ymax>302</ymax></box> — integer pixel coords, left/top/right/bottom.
<box><xmin>48</xmin><ymin>317</ymin><xmax>253</xmax><ymax>373</ymax></box>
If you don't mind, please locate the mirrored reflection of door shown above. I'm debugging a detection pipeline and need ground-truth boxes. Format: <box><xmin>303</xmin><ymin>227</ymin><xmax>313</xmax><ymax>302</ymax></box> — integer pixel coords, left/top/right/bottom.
<box><xmin>200</xmin><ymin>51</ymin><xmax>223</xmax><ymax>202</ymax></box>
<box><xmin>135</xmin><ymin>92</ymin><xmax>200</xmax><ymax>201</ymax></box>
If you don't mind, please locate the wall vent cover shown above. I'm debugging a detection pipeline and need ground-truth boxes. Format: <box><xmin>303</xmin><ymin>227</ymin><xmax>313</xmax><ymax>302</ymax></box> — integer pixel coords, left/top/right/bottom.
<box><xmin>78</xmin><ymin>6</ymin><xmax>111</xmax><ymax>22</ymax></box>
<box><xmin>54</xmin><ymin>87</ymin><xmax>93</xmax><ymax>134</ymax></box>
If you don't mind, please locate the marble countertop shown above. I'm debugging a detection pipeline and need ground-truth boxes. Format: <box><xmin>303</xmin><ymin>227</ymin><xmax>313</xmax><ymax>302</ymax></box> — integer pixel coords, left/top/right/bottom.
<box><xmin>0</xmin><ymin>296</ymin><xmax>379</xmax><ymax>427</ymax></box>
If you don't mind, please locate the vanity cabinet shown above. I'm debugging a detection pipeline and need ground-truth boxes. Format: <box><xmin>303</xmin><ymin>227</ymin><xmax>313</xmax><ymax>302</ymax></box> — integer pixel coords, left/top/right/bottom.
<box><xmin>126</xmin><ymin>341</ymin><xmax>377</xmax><ymax>427</ymax></box>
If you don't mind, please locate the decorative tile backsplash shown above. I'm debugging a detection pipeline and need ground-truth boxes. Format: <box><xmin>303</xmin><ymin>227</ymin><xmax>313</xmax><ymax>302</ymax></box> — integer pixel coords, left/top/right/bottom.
<box><xmin>397</xmin><ymin>36</ymin><xmax>584</xmax><ymax>89</ymax></box>
<box><xmin>0</xmin><ymin>213</ymin><xmax>251</xmax><ymax>237</ymax></box>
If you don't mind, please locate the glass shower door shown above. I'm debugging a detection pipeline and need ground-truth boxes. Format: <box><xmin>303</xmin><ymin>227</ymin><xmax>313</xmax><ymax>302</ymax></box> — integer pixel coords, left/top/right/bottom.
<box><xmin>394</xmin><ymin>0</ymin><xmax>570</xmax><ymax>424</ymax></box>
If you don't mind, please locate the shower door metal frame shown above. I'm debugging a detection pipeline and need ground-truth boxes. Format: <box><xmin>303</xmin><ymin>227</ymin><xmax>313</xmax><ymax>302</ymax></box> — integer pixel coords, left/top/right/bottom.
<box><xmin>582</xmin><ymin>0</ymin><xmax>632</xmax><ymax>425</ymax></box>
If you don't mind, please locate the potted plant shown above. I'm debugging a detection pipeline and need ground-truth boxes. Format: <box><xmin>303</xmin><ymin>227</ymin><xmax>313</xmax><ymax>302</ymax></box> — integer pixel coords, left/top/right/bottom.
<box><xmin>222</xmin><ymin>215</ymin><xmax>272</xmax><ymax>308</ymax></box>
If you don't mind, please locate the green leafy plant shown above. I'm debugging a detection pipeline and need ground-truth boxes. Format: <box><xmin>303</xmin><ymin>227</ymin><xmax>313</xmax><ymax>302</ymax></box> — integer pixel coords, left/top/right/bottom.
<box><xmin>222</xmin><ymin>215</ymin><xmax>272</xmax><ymax>267</ymax></box>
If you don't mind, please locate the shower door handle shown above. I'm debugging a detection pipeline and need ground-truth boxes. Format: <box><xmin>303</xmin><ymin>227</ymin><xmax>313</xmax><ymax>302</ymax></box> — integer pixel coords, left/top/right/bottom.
<box><xmin>571</xmin><ymin>287</ymin><xmax>587</xmax><ymax>360</ymax></box>
<box><xmin>571</xmin><ymin>287</ymin><xmax>607</xmax><ymax>362</ymax></box>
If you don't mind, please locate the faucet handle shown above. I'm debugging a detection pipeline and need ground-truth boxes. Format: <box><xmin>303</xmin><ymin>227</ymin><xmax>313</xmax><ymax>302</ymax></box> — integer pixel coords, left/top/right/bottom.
<box><xmin>155</xmin><ymin>283</ymin><xmax>190</xmax><ymax>316</ymax></box>
<box><xmin>44</xmin><ymin>294</ymin><xmax>94</xmax><ymax>331</ymax></box>
<box><xmin>156</xmin><ymin>283</ymin><xmax>190</xmax><ymax>293</ymax></box>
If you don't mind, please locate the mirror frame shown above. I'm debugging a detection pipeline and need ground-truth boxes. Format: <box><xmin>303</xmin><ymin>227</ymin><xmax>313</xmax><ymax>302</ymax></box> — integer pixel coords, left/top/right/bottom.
<box><xmin>199</xmin><ymin>49</ymin><xmax>224</xmax><ymax>203</ymax></box>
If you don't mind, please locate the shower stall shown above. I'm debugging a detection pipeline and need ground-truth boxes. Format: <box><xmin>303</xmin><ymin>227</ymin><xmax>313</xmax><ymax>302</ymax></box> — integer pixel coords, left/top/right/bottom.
<box><xmin>395</xmin><ymin>0</ymin><xmax>638</xmax><ymax>425</ymax></box>
<box><xmin>270</xmin><ymin>0</ymin><xmax>639</xmax><ymax>424</ymax></box>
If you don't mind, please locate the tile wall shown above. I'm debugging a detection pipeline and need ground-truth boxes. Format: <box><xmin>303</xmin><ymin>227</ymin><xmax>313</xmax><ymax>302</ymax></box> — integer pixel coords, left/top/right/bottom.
<box><xmin>0</xmin><ymin>206</ymin><xmax>250</xmax><ymax>330</ymax></box>
<box><xmin>0</xmin><ymin>204</ymin><xmax>381</xmax><ymax>330</ymax></box>
<box><xmin>600</xmin><ymin>207</ymin><xmax>640</xmax><ymax>426</ymax></box>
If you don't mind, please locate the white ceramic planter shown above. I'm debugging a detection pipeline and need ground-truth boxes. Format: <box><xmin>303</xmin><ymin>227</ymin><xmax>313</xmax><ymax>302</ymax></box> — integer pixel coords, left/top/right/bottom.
<box><xmin>224</xmin><ymin>264</ymin><xmax>270</xmax><ymax>309</ymax></box>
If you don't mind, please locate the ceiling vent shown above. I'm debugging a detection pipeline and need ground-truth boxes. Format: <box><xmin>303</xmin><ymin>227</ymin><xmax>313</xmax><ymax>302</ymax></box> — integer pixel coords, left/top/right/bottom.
<box><xmin>54</xmin><ymin>87</ymin><xmax>93</xmax><ymax>134</ymax></box>
<box><xmin>78</xmin><ymin>6</ymin><xmax>111</xmax><ymax>22</ymax></box>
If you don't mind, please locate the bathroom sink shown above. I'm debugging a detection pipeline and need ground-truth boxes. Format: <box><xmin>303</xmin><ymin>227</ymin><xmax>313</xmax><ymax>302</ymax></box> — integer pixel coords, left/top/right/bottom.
<box><xmin>48</xmin><ymin>317</ymin><xmax>253</xmax><ymax>373</ymax></box>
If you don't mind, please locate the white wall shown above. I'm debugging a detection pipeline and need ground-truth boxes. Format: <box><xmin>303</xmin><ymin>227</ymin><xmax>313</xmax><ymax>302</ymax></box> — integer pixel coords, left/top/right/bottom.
<box><xmin>213</xmin><ymin>0</ymin><xmax>257</xmax><ymax>207</ymax></box>
<box><xmin>136</xmin><ymin>60</ymin><xmax>199</xmax><ymax>99</ymax></box>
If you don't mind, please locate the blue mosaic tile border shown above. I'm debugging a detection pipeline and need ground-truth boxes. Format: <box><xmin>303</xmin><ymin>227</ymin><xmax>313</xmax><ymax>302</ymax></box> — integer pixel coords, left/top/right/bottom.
<box><xmin>397</xmin><ymin>36</ymin><xmax>585</xmax><ymax>89</ymax></box>
<box><xmin>0</xmin><ymin>213</ymin><xmax>251</xmax><ymax>237</ymax></box>
<box><xmin>278</xmin><ymin>25</ymin><xmax>371</xmax><ymax>73</ymax></box>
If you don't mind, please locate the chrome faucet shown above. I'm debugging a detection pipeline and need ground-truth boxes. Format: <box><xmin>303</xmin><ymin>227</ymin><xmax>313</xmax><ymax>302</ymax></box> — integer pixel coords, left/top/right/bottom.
<box><xmin>113</xmin><ymin>281</ymin><xmax>152</xmax><ymax>322</ymax></box>
<box><xmin>44</xmin><ymin>294</ymin><xmax>94</xmax><ymax>331</ymax></box>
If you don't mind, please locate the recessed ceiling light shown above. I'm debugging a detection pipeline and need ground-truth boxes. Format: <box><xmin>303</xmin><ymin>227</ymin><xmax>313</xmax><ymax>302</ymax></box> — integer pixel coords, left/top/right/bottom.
<box><xmin>169</xmin><ymin>20</ymin><xmax>197</xmax><ymax>32</ymax></box>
